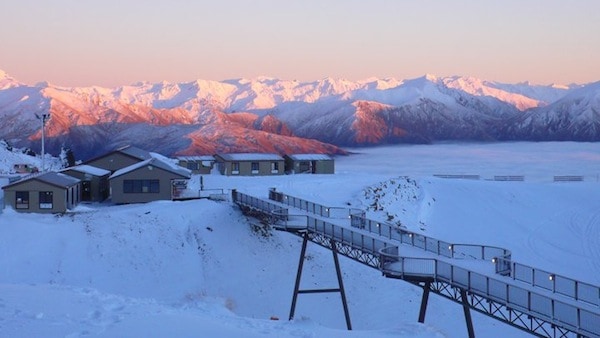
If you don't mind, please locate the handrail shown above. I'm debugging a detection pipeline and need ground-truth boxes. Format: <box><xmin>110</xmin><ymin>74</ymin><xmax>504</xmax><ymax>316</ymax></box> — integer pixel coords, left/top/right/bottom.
<box><xmin>378</xmin><ymin>246</ymin><xmax>600</xmax><ymax>338</ymax></box>
<box><xmin>233</xmin><ymin>190</ymin><xmax>600</xmax><ymax>338</ymax></box>
<box><xmin>266</xmin><ymin>189</ymin><xmax>600</xmax><ymax>307</ymax></box>
<box><xmin>494</xmin><ymin>256</ymin><xmax>600</xmax><ymax>307</ymax></box>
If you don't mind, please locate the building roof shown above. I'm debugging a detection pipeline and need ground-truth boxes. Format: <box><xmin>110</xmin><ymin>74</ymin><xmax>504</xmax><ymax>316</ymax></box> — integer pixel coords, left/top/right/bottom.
<box><xmin>109</xmin><ymin>157</ymin><xmax>192</xmax><ymax>180</ymax></box>
<box><xmin>118</xmin><ymin>145</ymin><xmax>152</xmax><ymax>161</ymax></box>
<box><xmin>84</xmin><ymin>145</ymin><xmax>152</xmax><ymax>164</ymax></box>
<box><xmin>61</xmin><ymin>164</ymin><xmax>111</xmax><ymax>177</ymax></box>
<box><xmin>215</xmin><ymin>153</ymin><xmax>284</xmax><ymax>161</ymax></box>
<box><xmin>176</xmin><ymin>155</ymin><xmax>216</xmax><ymax>161</ymax></box>
<box><xmin>285</xmin><ymin>154</ymin><xmax>333</xmax><ymax>161</ymax></box>
<box><xmin>2</xmin><ymin>172</ymin><xmax>81</xmax><ymax>190</ymax></box>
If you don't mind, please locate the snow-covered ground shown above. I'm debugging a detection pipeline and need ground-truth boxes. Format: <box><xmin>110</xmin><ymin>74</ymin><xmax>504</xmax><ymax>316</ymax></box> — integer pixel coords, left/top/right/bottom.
<box><xmin>0</xmin><ymin>141</ymin><xmax>599</xmax><ymax>337</ymax></box>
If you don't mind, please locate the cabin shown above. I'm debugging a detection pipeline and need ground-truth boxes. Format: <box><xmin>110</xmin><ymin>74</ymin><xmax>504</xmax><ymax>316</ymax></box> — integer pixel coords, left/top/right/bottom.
<box><xmin>84</xmin><ymin>145</ymin><xmax>152</xmax><ymax>174</ymax></box>
<box><xmin>214</xmin><ymin>153</ymin><xmax>285</xmax><ymax>176</ymax></box>
<box><xmin>284</xmin><ymin>154</ymin><xmax>334</xmax><ymax>174</ymax></box>
<box><xmin>60</xmin><ymin>165</ymin><xmax>110</xmax><ymax>202</ymax></box>
<box><xmin>109</xmin><ymin>157</ymin><xmax>192</xmax><ymax>204</ymax></box>
<box><xmin>2</xmin><ymin>172</ymin><xmax>81</xmax><ymax>213</ymax></box>
<box><xmin>176</xmin><ymin>155</ymin><xmax>215</xmax><ymax>174</ymax></box>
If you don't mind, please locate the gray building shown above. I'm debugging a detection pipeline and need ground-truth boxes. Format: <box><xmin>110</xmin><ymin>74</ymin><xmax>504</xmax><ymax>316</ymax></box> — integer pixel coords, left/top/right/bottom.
<box><xmin>176</xmin><ymin>155</ymin><xmax>215</xmax><ymax>175</ymax></box>
<box><xmin>2</xmin><ymin>172</ymin><xmax>81</xmax><ymax>213</ymax></box>
<box><xmin>84</xmin><ymin>145</ymin><xmax>152</xmax><ymax>174</ymax></box>
<box><xmin>60</xmin><ymin>165</ymin><xmax>110</xmax><ymax>202</ymax></box>
<box><xmin>284</xmin><ymin>154</ymin><xmax>335</xmax><ymax>174</ymax></box>
<box><xmin>109</xmin><ymin>157</ymin><xmax>191</xmax><ymax>204</ymax></box>
<box><xmin>214</xmin><ymin>153</ymin><xmax>284</xmax><ymax>176</ymax></box>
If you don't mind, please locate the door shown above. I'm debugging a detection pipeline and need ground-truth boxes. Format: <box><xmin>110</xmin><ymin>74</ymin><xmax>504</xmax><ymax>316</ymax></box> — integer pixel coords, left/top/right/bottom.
<box><xmin>82</xmin><ymin>181</ymin><xmax>91</xmax><ymax>201</ymax></box>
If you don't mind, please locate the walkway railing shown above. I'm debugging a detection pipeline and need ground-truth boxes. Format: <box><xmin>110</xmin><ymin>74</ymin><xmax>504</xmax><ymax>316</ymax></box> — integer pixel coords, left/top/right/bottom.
<box><xmin>380</xmin><ymin>246</ymin><xmax>600</xmax><ymax>337</ymax></box>
<box><xmin>495</xmin><ymin>257</ymin><xmax>600</xmax><ymax>307</ymax></box>
<box><xmin>267</xmin><ymin>189</ymin><xmax>600</xmax><ymax>308</ymax></box>
<box><xmin>234</xmin><ymin>189</ymin><xmax>600</xmax><ymax>338</ymax></box>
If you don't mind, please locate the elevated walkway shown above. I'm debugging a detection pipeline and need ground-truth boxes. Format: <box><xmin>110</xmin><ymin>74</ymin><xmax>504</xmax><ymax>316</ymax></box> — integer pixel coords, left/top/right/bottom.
<box><xmin>232</xmin><ymin>189</ymin><xmax>600</xmax><ymax>338</ymax></box>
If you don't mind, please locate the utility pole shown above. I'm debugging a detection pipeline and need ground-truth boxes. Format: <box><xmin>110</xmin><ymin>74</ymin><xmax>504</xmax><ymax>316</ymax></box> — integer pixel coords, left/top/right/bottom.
<box><xmin>35</xmin><ymin>113</ymin><xmax>51</xmax><ymax>172</ymax></box>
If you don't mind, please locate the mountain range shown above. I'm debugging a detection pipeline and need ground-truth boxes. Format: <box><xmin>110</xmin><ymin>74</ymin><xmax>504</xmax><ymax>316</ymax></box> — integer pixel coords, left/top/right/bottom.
<box><xmin>0</xmin><ymin>69</ymin><xmax>598</xmax><ymax>160</ymax></box>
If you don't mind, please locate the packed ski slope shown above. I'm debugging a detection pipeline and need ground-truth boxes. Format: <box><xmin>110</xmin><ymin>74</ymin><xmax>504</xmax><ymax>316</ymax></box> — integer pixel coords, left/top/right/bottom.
<box><xmin>0</xmin><ymin>141</ymin><xmax>599</xmax><ymax>337</ymax></box>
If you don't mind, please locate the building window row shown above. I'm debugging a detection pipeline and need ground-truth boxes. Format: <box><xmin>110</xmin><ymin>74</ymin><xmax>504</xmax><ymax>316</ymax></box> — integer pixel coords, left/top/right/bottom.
<box><xmin>39</xmin><ymin>191</ymin><xmax>54</xmax><ymax>209</ymax></box>
<box><xmin>123</xmin><ymin>179</ymin><xmax>160</xmax><ymax>193</ymax></box>
<box><xmin>15</xmin><ymin>191</ymin><xmax>54</xmax><ymax>209</ymax></box>
<box><xmin>15</xmin><ymin>191</ymin><xmax>29</xmax><ymax>209</ymax></box>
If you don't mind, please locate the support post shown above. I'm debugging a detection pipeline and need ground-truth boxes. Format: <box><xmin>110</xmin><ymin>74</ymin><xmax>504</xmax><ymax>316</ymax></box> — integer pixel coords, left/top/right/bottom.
<box><xmin>331</xmin><ymin>238</ymin><xmax>352</xmax><ymax>330</ymax></box>
<box><xmin>418</xmin><ymin>281</ymin><xmax>431</xmax><ymax>323</ymax></box>
<box><xmin>289</xmin><ymin>232</ymin><xmax>309</xmax><ymax>321</ymax></box>
<box><xmin>288</xmin><ymin>234</ymin><xmax>352</xmax><ymax>330</ymax></box>
<box><xmin>461</xmin><ymin>289</ymin><xmax>475</xmax><ymax>338</ymax></box>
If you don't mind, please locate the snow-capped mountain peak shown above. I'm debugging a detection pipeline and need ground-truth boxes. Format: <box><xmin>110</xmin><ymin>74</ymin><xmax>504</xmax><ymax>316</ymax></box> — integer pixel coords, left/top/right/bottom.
<box><xmin>0</xmin><ymin>69</ymin><xmax>21</xmax><ymax>90</ymax></box>
<box><xmin>1</xmin><ymin>71</ymin><xmax>598</xmax><ymax>160</ymax></box>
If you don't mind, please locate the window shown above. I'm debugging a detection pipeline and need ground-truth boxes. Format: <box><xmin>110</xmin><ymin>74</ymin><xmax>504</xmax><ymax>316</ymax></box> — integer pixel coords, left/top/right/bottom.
<box><xmin>251</xmin><ymin>162</ymin><xmax>259</xmax><ymax>174</ymax></box>
<box><xmin>123</xmin><ymin>179</ymin><xmax>160</xmax><ymax>193</ymax></box>
<box><xmin>186</xmin><ymin>162</ymin><xmax>198</xmax><ymax>170</ymax></box>
<box><xmin>232</xmin><ymin>162</ymin><xmax>240</xmax><ymax>175</ymax></box>
<box><xmin>15</xmin><ymin>191</ymin><xmax>29</xmax><ymax>209</ymax></box>
<box><xmin>39</xmin><ymin>191</ymin><xmax>53</xmax><ymax>209</ymax></box>
<box><xmin>271</xmin><ymin>162</ymin><xmax>279</xmax><ymax>173</ymax></box>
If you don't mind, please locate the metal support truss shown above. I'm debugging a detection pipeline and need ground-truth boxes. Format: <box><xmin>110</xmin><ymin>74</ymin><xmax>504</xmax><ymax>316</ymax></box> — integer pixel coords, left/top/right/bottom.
<box><xmin>427</xmin><ymin>281</ymin><xmax>583</xmax><ymax>338</ymax></box>
<box><xmin>234</xmin><ymin>199</ymin><xmax>593</xmax><ymax>338</ymax></box>
<box><xmin>418</xmin><ymin>281</ymin><xmax>474</xmax><ymax>337</ymax></box>
<box><xmin>289</xmin><ymin>232</ymin><xmax>353</xmax><ymax>330</ymax></box>
<box><xmin>306</xmin><ymin>231</ymin><xmax>381</xmax><ymax>269</ymax></box>
<box><xmin>418</xmin><ymin>281</ymin><xmax>431</xmax><ymax>323</ymax></box>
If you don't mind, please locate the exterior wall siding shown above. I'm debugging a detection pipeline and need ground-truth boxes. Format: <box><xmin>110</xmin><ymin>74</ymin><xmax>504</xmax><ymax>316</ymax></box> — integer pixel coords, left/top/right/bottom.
<box><xmin>110</xmin><ymin>165</ymin><xmax>185</xmax><ymax>204</ymax></box>
<box><xmin>314</xmin><ymin>160</ymin><xmax>335</xmax><ymax>174</ymax></box>
<box><xmin>216</xmin><ymin>159</ymin><xmax>284</xmax><ymax>176</ymax></box>
<box><xmin>177</xmin><ymin>160</ymin><xmax>212</xmax><ymax>175</ymax></box>
<box><xmin>285</xmin><ymin>159</ymin><xmax>335</xmax><ymax>174</ymax></box>
<box><xmin>3</xmin><ymin>180</ymin><xmax>76</xmax><ymax>213</ymax></box>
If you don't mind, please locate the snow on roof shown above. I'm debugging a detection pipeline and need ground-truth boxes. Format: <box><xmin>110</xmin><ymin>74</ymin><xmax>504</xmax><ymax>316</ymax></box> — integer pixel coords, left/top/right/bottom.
<box><xmin>110</xmin><ymin>157</ymin><xmax>191</xmax><ymax>180</ymax></box>
<box><xmin>286</xmin><ymin>154</ymin><xmax>333</xmax><ymax>161</ymax></box>
<box><xmin>61</xmin><ymin>164</ymin><xmax>110</xmax><ymax>177</ymax></box>
<box><xmin>216</xmin><ymin>153</ymin><xmax>284</xmax><ymax>161</ymax></box>
<box><xmin>149</xmin><ymin>152</ymin><xmax>194</xmax><ymax>175</ymax></box>
<box><xmin>117</xmin><ymin>145</ymin><xmax>152</xmax><ymax>161</ymax></box>
<box><xmin>176</xmin><ymin>155</ymin><xmax>215</xmax><ymax>161</ymax></box>
<box><xmin>3</xmin><ymin>171</ymin><xmax>80</xmax><ymax>190</ymax></box>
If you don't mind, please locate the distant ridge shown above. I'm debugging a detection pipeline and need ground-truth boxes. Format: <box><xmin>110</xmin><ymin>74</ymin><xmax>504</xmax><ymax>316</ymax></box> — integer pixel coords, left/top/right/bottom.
<box><xmin>0</xmin><ymin>69</ymin><xmax>597</xmax><ymax>160</ymax></box>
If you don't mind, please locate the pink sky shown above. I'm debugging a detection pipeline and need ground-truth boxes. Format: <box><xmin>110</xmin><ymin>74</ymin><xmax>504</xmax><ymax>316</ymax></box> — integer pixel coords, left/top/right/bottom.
<box><xmin>1</xmin><ymin>0</ymin><xmax>599</xmax><ymax>87</ymax></box>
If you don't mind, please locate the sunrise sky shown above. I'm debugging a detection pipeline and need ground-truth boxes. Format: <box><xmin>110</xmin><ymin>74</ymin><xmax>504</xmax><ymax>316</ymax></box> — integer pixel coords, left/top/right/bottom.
<box><xmin>1</xmin><ymin>0</ymin><xmax>599</xmax><ymax>87</ymax></box>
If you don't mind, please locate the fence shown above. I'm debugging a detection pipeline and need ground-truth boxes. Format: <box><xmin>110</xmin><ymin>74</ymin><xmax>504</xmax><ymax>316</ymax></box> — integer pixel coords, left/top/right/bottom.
<box><xmin>554</xmin><ymin>175</ymin><xmax>584</xmax><ymax>182</ymax></box>
<box><xmin>511</xmin><ymin>261</ymin><xmax>600</xmax><ymax>307</ymax></box>
<box><xmin>234</xmin><ymin>190</ymin><xmax>600</xmax><ymax>338</ymax></box>
<box><xmin>433</xmin><ymin>174</ymin><xmax>480</xmax><ymax>180</ymax></box>
<box><xmin>493</xmin><ymin>175</ymin><xmax>525</xmax><ymax>181</ymax></box>
<box><xmin>269</xmin><ymin>188</ymin><xmax>359</xmax><ymax>219</ymax></box>
<box><xmin>265</xmin><ymin>189</ymin><xmax>600</xmax><ymax>308</ymax></box>
<box><xmin>379</xmin><ymin>247</ymin><xmax>600</xmax><ymax>337</ymax></box>
<box><xmin>431</xmin><ymin>174</ymin><xmax>593</xmax><ymax>182</ymax></box>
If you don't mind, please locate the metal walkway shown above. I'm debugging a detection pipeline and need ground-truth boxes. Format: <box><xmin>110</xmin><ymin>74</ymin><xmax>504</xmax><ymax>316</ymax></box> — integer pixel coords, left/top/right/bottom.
<box><xmin>232</xmin><ymin>189</ymin><xmax>600</xmax><ymax>338</ymax></box>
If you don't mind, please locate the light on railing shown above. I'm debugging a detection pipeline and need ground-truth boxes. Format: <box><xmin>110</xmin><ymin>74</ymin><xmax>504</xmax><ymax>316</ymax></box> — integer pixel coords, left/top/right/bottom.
<box><xmin>408</xmin><ymin>233</ymin><xmax>413</xmax><ymax>238</ymax></box>
<box><xmin>325</xmin><ymin>208</ymin><xmax>329</xmax><ymax>212</ymax></box>
<box><xmin>549</xmin><ymin>274</ymin><xmax>555</xmax><ymax>281</ymax></box>
<box><xmin>491</xmin><ymin>257</ymin><xmax>497</xmax><ymax>264</ymax></box>
<box><xmin>376</xmin><ymin>223</ymin><xmax>380</xmax><ymax>227</ymax></box>
<box><xmin>448</xmin><ymin>245</ymin><xmax>453</xmax><ymax>251</ymax></box>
